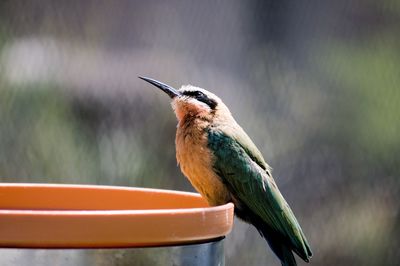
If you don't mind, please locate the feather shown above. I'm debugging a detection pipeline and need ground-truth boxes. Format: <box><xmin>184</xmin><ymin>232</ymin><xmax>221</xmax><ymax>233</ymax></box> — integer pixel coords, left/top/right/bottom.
<box><xmin>208</xmin><ymin>127</ymin><xmax>312</xmax><ymax>264</ymax></box>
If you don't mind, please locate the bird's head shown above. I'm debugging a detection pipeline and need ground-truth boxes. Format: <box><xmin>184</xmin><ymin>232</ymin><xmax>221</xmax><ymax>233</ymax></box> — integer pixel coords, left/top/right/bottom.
<box><xmin>139</xmin><ymin>77</ymin><xmax>230</xmax><ymax>123</ymax></box>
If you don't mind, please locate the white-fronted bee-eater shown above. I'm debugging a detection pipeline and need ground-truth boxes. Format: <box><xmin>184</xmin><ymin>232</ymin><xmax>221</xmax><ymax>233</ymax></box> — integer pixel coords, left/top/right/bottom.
<box><xmin>139</xmin><ymin>77</ymin><xmax>312</xmax><ymax>266</ymax></box>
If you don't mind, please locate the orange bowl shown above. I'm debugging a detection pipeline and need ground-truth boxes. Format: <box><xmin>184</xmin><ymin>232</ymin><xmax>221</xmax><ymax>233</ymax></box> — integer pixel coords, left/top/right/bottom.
<box><xmin>0</xmin><ymin>183</ymin><xmax>234</xmax><ymax>248</ymax></box>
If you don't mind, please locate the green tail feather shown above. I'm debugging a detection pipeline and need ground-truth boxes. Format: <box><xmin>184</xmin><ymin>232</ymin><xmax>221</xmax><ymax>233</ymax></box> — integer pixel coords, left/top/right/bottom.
<box><xmin>250</xmin><ymin>211</ymin><xmax>309</xmax><ymax>266</ymax></box>
<box><xmin>261</xmin><ymin>226</ymin><xmax>298</xmax><ymax>266</ymax></box>
<box><xmin>279</xmin><ymin>246</ymin><xmax>297</xmax><ymax>266</ymax></box>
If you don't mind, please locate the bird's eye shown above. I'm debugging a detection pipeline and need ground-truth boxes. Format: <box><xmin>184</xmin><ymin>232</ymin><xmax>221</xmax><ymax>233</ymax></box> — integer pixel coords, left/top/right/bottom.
<box><xmin>192</xmin><ymin>91</ymin><xmax>204</xmax><ymax>98</ymax></box>
<box><xmin>195</xmin><ymin>92</ymin><xmax>207</xmax><ymax>100</ymax></box>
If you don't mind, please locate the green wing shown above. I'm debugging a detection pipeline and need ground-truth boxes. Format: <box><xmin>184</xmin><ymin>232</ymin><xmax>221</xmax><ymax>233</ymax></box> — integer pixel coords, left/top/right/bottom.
<box><xmin>208</xmin><ymin>127</ymin><xmax>312</xmax><ymax>261</ymax></box>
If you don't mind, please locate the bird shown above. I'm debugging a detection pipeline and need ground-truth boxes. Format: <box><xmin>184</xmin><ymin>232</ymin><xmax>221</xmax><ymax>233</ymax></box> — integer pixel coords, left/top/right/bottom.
<box><xmin>139</xmin><ymin>76</ymin><xmax>312</xmax><ymax>266</ymax></box>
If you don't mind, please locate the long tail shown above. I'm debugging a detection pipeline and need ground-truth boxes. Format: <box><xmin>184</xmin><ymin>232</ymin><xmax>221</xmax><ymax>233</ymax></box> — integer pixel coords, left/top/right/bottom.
<box><xmin>253</xmin><ymin>215</ymin><xmax>309</xmax><ymax>266</ymax></box>
<box><xmin>234</xmin><ymin>205</ymin><xmax>311</xmax><ymax>266</ymax></box>
<box><xmin>261</xmin><ymin>227</ymin><xmax>297</xmax><ymax>266</ymax></box>
<box><xmin>265</xmin><ymin>234</ymin><xmax>297</xmax><ymax>266</ymax></box>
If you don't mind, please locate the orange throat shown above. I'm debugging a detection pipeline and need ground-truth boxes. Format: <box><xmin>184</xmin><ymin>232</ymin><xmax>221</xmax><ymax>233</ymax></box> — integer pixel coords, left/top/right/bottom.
<box><xmin>174</xmin><ymin>116</ymin><xmax>231</xmax><ymax>206</ymax></box>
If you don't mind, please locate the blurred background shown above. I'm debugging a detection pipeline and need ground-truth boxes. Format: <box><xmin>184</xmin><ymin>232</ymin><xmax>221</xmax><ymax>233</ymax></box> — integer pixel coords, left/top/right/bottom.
<box><xmin>0</xmin><ymin>0</ymin><xmax>399</xmax><ymax>265</ymax></box>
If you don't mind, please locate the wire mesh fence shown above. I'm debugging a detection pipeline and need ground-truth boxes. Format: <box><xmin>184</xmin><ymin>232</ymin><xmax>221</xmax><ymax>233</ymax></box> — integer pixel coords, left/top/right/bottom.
<box><xmin>0</xmin><ymin>1</ymin><xmax>399</xmax><ymax>265</ymax></box>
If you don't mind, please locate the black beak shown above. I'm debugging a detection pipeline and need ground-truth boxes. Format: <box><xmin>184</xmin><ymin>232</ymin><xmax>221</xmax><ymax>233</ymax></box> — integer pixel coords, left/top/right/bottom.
<box><xmin>139</xmin><ymin>76</ymin><xmax>181</xmax><ymax>98</ymax></box>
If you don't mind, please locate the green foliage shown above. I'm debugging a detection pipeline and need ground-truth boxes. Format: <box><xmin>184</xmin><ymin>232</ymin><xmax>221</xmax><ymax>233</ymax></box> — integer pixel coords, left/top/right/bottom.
<box><xmin>0</xmin><ymin>84</ymin><xmax>184</xmax><ymax>188</ymax></box>
<box><xmin>316</xmin><ymin>34</ymin><xmax>400</xmax><ymax>169</ymax></box>
<box><xmin>0</xmin><ymin>87</ymin><xmax>95</xmax><ymax>182</ymax></box>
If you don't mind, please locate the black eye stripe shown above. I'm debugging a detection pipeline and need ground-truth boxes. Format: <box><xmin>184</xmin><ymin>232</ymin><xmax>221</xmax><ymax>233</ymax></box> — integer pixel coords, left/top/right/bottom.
<box><xmin>183</xmin><ymin>90</ymin><xmax>204</xmax><ymax>97</ymax></box>
<box><xmin>182</xmin><ymin>90</ymin><xmax>218</xmax><ymax>110</ymax></box>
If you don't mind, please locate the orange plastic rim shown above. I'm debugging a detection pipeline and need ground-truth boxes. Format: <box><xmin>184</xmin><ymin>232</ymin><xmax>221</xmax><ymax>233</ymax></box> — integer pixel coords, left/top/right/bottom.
<box><xmin>0</xmin><ymin>183</ymin><xmax>234</xmax><ymax>248</ymax></box>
